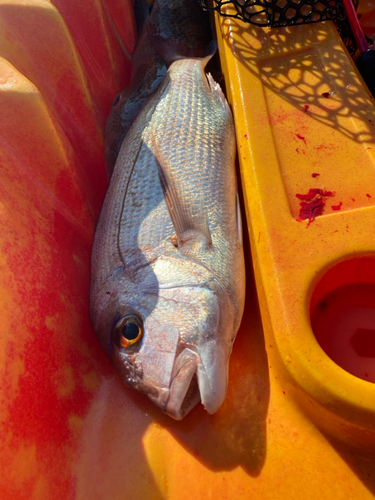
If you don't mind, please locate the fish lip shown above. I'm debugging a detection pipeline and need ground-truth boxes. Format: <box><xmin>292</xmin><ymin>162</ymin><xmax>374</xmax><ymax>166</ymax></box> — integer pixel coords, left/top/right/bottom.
<box><xmin>165</xmin><ymin>348</ymin><xmax>201</xmax><ymax>420</ymax></box>
<box><xmin>164</xmin><ymin>338</ymin><xmax>229</xmax><ymax>420</ymax></box>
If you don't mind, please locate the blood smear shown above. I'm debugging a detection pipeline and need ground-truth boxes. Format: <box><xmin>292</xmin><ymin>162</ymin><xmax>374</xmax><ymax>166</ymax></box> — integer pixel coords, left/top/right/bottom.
<box><xmin>296</xmin><ymin>188</ymin><xmax>334</xmax><ymax>225</ymax></box>
<box><xmin>331</xmin><ymin>202</ymin><xmax>342</xmax><ymax>210</ymax></box>
<box><xmin>297</xmin><ymin>198</ymin><xmax>325</xmax><ymax>225</ymax></box>
<box><xmin>296</xmin><ymin>188</ymin><xmax>333</xmax><ymax>201</ymax></box>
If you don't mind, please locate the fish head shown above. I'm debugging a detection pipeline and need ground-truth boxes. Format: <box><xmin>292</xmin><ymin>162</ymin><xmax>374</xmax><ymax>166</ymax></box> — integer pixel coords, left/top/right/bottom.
<box><xmin>90</xmin><ymin>267</ymin><xmax>235</xmax><ymax>420</ymax></box>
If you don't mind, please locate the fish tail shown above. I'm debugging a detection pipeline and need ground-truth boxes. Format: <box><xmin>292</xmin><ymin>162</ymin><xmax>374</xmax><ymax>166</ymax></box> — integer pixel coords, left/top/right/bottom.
<box><xmin>147</xmin><ymin>23</ymin><xmax>217</xmax><ymax>67</ymax></box>
<box><xmin>134</xmin><ymin>0</ymin><xmax>151</xmax><ymax>35</ymax></box>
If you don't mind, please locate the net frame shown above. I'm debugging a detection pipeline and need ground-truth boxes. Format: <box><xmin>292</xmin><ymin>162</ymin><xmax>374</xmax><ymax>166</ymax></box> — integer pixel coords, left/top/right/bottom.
<box><xmin>199</xmin><ymin>0</ymin><xmax>360</xmax><ymax>54</ymax></box>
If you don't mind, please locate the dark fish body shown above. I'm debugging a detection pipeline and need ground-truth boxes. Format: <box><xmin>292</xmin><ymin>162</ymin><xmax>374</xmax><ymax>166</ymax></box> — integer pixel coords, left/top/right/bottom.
<box><xmin>133</xmin><ymin>0</ymin><xmax>150</xmax><ymax>34</ymax></box>
<box><xmin>90</xmin><ymin>56</ymin><xmax>245</xmax><ymax>420</ymax></box>
<box><xmin>147</xmin><ymin>0</ymin><xmax>212</xmax><ymax>64</ymax></box>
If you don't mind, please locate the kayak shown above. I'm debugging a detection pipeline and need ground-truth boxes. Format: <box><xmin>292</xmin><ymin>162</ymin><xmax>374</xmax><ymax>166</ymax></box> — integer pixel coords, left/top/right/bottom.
<box><xmin>0</xmin><ymin>1</ymin><xmax>374</xmax><ymax>499</ymax></box>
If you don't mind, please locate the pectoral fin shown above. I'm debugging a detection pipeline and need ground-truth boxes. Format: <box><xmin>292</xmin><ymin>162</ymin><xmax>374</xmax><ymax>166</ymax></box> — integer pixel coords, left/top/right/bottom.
<box><xmin>151</xmin><ymin>132</ymin><xmax>211</xmax><ymax>249</ymax></box>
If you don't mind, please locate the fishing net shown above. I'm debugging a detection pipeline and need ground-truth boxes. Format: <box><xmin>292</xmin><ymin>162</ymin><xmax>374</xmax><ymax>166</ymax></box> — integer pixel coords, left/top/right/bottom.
<box><xmin>199</xmin><ymin>0</ymin><xmax>359</xmax><ymax>54</ymax></box>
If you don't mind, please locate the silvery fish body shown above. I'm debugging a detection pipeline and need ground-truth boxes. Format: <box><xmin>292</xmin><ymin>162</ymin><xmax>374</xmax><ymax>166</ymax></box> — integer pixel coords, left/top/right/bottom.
<box><xmin>90</xmin><ymin>56</ymin><xmax>245</xmax><ymax>420</ymax></box>
<box><xmin>104</xmin><ymin>0</ymin><xmax>212</xmax><ymax>179</ymax></box>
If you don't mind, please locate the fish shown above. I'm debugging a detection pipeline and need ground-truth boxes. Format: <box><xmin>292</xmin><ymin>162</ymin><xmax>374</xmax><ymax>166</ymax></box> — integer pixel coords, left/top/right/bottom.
<box><xmin>104</xmin><ymin>0</ymin><xmax>212</xmax><ymax>179</ymax></box>
<box><xmin>90</xmin><ymin>51</ymin><xmax>246</xmax><ymax>420</ymax></box>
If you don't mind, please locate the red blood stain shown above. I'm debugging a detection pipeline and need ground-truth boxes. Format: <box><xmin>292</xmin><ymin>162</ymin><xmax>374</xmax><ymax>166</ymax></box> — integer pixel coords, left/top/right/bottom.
<box><xmin>298</xmin><ymin>198</ymin><xmax>325</xmax><ymax>224</ymax></box>
<box><xmin>316</xmin><ymin>143</ymin><xmax>337</xmax><ymax>152</ymax></box>
<box><xmin>311</xmin><ymin>173</ymin><xmax>320</xmax><ymax>178</ymax></box>
<box><xmin>244</xmin><ymin>134</ymin><xmax>248</xmax><ymax>139</ymax></box>
<box><xmin>321</xmin><ymin>92</ymin><xmax>330</xmax><ymax>98</ymax></box>
<box><xmin>351</xmin><ymin>198</ymin><xmax>355</xmax><ymax>202</ymax></box>
<box><xmin>366</xmin><ymin>193</ymin><xmax>372</xmax><ymax>198</ymax></box>
<box><xmin>296</xmin><ymin>188</ymin><xmax>333</xmax><ymax>201</ymax></box>
<box><xmin>257</xmin><ymin>396</ymin><xmax>261</xmax><ymax>402</ymax></box>
<box><xmin>331</xmin><ymin>202</ymin><xmax>342</xmax><ymax>210</ymax></box>
<box><xmin>304</xmin><ymin>104</ymin><xmax>309</xmax><ymax>112</ymax></box>
<box><xmin>269</xmin><ymin>345</ymin><xmax>273</xmax><ymax>348</ymax></box>
<box><xmin>365</xmin><ymin>373</ymin><xmax>369</xmax><ymax>377</ymax></box>
<box><xmin>282</xmin><ymin>391</ymin><xmax>286</xmax><ymax>394</ymax></box>
<box><xmin>296</xmin><ymin>133</ymin><xmax>306</xmax><ymax>145</ymax></box>
<box><xmin>296</xmin><ymin>188</ymin><xmax>334</xmax><ymax>225</ymax></box>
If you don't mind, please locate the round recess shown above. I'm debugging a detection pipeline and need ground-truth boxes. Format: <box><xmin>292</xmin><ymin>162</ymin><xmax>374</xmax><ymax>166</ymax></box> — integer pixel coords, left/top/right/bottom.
<box><xmin>310</xmin><ymin>256</ymin><xmax>375</xmax><ymax>383</ymax></box>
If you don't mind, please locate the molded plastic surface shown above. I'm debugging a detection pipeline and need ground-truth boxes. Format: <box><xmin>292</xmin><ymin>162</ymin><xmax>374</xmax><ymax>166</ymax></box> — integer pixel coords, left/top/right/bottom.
<box><xmin>216</xmin><ymin>10</ymin><xmax>375</xmax><ymax>494</ymax></box>
<box><xmin>1</xmin><ymin>1</ymin><xmax>375</xmax><ymax>499</ymax></box>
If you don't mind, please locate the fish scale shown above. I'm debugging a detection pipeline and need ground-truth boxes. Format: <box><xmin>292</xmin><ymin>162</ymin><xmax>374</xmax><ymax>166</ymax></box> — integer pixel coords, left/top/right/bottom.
<box><xmin>151</xmin><ymin>59</ymin><xmax>240</xmax><ymax>292</ymax></box>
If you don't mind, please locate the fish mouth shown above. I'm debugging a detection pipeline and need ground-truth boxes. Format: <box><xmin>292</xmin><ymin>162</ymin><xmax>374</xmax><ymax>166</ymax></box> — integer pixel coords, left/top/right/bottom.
<box><xmin>165</xmin><ymin>344</ymin><xmax>229</xmax><ymax>420</ymax></box>
<box><xmin>165</xmin><ymin>348</ymin><xmax>200</xmax><ymax>420</ymax></box>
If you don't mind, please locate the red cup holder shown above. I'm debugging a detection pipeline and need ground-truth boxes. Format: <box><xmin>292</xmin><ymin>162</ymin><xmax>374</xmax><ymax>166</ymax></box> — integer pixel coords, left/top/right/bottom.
<box><xmin>310</xmin><ymin>257</ymin><xmax>375</xmax><ymax>383</ymax></box>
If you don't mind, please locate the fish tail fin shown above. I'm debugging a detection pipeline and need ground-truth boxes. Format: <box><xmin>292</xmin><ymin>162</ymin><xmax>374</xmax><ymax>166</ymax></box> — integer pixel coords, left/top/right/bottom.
<box><xmin>147</xmin><ymin>21</ymin><xmax>217</xmax><ymax>66</ymax></box>
<box><xmin>134</xmin><ymin>0</ymin><xmax>150</xmax><ymax>35</ymax></box>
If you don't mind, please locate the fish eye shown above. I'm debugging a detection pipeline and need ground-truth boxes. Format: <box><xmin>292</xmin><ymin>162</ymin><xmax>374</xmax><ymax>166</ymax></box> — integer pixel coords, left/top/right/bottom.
<box><xmin>114</xmin><ymin>315</ymin><xmax>143</xmax><ymax>348</ymax></box>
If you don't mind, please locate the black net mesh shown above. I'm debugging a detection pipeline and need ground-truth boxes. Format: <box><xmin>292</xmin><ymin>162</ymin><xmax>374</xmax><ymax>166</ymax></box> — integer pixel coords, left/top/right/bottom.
<box><xmin>199</xmin><ymin>0</ymin><xmax>359</xmax><ymax>54</ymax></box>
